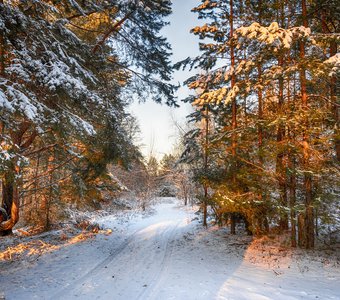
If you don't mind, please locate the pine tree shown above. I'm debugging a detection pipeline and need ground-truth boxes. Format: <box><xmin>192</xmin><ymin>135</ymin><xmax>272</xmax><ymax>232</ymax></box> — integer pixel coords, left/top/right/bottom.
<box><xmin>180</xmin><ymin>0</ymin><xmax>339</xmax><ymax>246</ymax></box>
<box><xmin>0</xmin><ymin>0</ymin><xmax>175</xmax><ymax>234</ymax></box>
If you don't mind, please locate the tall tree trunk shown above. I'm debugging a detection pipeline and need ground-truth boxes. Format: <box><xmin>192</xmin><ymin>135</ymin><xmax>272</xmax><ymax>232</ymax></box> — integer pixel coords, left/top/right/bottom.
<box><xmin>1</xmin><ymin>175</ymin><xmax>14</xmax><ymax>235</ymax></box>
<box><xmin>183</xmin><ymin>184</ymin><xmax>188</xmax><ymax>206</ymax></box>
<box><xmin>257</xmin><ymin>64</ymin><xmax>263</xmax><ymax>166</ymax></box>
<box><xmin>276</xmin><ymin>2</ymin><xmax>289</xmax><ymax>231</ymax></box>
<box><xmin>203</xmin><ymin>107</ymin><xmax>209</xmax><ymax>228</ymax></box>
<box><xmin>255</xmin><ymin>0</ymin><xmax>269</xmax><ymax>235</ymax></box>
<box><xmin>230</xmin><ymin>0</ymin><xmax>236</xmax><ymax>159</ymax></box>
<box><xmin>320</xmin><ymin>7</ymin><xmax>340</xmax><ymax>161</ymax></box>
<box><xmin>257</xmin><ymin>63</ymin><xmax>267</xmax><ymax>234</ymax></box>
<box><xmin>289</xmin><ymin>152</ymin><xmax>297</xmax><ymax>247</ymax></box>
<box><xmin>0</xmin><ymin>172</ymin><xmax>19</xmax><ymax>235</ymax></box>
<box><xmin>40</xmin><ymin>154</ymin><xmax>54</xmax><ymax>230</ymax></box>
<box><xmin>0</xmin><ymin>17</ymin><xmax>5</xmax><ymax>76</ymax></box>
<box><xmin>229</xmin><ymin>0</ymin><xmax>238</xmax><ymax>235</ymax></box>
<box><xmin>300</xmin><ymin>0</ymin><xmax>314</xmax><ymax>249</ymax></box>
<box><xmin>1</xmin><ymin>122</ymin><xmax>37</xmax><ymax>234</ymax></box>
<box><xmin>203</xmin><ymin>185</ymin><xmax>208</xmax><ymax>227</ymax></box>
<box><xmin>298</xmin><ymin>213</ymin><xmax>305</xmax><ymax>247</ymax></box>
<box><xmin>320</xmin><ymin>4</ymin><xmax>339</xmax><ymax>160</ymax></box>
<box><xmin>287</xmin><ymin>63</ymin><xmax>297</xmax><ymax>248</ymax></box>
<box><xmin>330</xmin><ymin>42</ymin><xmax>339</xmax><ymax>161</ymax></box>
<box><xmin>277</xmin><ymin>55</ymin><xmax>288</xmax><ymax>231</ymax></box>
<box><xmin>230</xmin><ymin>213</ymin><xmax>236</xmax><ymax>235</ymax></box>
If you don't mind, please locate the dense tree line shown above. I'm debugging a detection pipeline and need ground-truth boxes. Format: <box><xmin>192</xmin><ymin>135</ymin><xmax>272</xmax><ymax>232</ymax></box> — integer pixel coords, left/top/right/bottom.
<box><xmin>0</xmin><ymin>0</ymin><xmax>175</xmax><ymax>234</ymax></box>
<box><xmin>178</xmin><ymin>0</ymin><xmax>339</xmax><ymax>248</ymax></box>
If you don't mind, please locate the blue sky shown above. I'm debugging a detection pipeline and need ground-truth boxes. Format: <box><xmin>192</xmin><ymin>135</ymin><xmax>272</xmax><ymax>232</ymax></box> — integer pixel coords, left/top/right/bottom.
<box><xmin>129</xmin><ymin>0</ymin><xmax>202</xmax><ymax>159</ymax></box>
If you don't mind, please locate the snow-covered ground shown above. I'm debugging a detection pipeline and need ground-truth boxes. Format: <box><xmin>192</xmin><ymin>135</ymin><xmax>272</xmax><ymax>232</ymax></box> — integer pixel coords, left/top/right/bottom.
<box><xmin>0</xmin><ymin>198</ymin><xmax>339</xmax><ymax>300</ymax></box>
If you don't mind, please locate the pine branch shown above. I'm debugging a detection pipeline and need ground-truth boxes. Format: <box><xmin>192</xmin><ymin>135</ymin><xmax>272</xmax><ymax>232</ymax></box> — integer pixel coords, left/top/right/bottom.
<box><xmin>23</xmin><ymin>144</ymin><xmax>58</xmax><ymax>157</ymax></box>
<box><xmin>68</xmin><ymin>22</ymin><xmax>105</xmax><ymax>34</ymax></box>
<box><xmin>20</xmin><ymin>173</ymin><xmax>73</xmax><ymax>198</ymax></box>
<box><xmin>23</xmin><ymin>151</ymin><xmax>85</xmax><ymax>189</ymax></box>
<box><xmin>92</xmin><ymin>10</ymin><xmax>134</xmax><ymax>54</ymax></box>
<box><xmin>20</xmin><ymin>130</ymin><xmax>38</xmax><ymax>150</ymax></box>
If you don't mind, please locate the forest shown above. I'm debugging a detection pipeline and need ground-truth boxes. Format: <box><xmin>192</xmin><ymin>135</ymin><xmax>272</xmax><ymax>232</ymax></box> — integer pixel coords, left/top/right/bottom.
<box><xmin>0</xmin><ymin>1</ymin><xmax>339</xmax><ymax>299</ymax></box>
<box><xmin>0</xmin><ymin>0</ymin><xmax>339</xmax><ymax>253</ymax></box>
<box><xmin>0</xmin><ymin>0</ymin><xmax>176</xmax><ymax>233</ymax></box>
<box><xmin>177</xmin><ymin>0</ymin><xmax>339</xmax><ymax>249</ymax></box>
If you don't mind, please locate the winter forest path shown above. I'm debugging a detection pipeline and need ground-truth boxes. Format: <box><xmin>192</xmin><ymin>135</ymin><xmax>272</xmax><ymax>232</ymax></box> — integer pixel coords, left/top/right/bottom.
<box><xmin>53</xmin><ymin>199</ymin><xmax>193</xmax><ymax>300</ymax></box>
<box><xmin>1</xmin><ymin>198</ymin><xmax>340</xmax><ymax>299</ymax></box>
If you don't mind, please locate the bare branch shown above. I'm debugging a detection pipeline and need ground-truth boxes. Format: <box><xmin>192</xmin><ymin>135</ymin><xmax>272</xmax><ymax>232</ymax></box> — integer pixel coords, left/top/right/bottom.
<box><xmin>92</xmin><ymin>10</ymin><xmax>134</xmax><ymax>54</ymax></box>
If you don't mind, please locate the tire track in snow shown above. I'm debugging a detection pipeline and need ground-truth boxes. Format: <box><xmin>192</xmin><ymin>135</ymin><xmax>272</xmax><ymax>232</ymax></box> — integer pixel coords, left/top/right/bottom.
<box><xmin>51</xmin><ymin>229</ymin><xmax>140</xmax><ymax>300</ymax></box>
<box><xmin>52</xmin><ymin>202</ymin><xmax>189</xmax><ymax>300</ymax></box>
<box><xmin>136</xmin><ymin>218</ymin><xmax>183</xmax><ymax>300</ymax></box>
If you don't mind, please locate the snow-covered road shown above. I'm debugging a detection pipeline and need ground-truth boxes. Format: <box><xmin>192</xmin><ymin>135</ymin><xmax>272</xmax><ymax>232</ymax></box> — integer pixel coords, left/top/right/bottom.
<box><xmin>53</xmin><ymin>200</ymin><xmax>190</xmax><ymax>300</ymax></box>
<box><xmin>1</xmin><ymin>198</ymin><xmax>339</xmax><ymax>300</ymax></box>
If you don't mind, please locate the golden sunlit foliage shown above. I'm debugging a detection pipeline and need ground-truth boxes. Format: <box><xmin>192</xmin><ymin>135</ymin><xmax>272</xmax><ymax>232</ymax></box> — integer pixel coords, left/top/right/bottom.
<box><xmin>179</xmin><ymin>0</ymin><xmax>339</xmax><ymax>248</ymax></box>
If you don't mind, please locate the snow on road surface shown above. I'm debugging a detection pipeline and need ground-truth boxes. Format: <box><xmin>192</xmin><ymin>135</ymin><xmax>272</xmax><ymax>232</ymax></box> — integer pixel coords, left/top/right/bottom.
<box><xmin>1</xmin><ymin>198</ymin><xmax>339</xmax><ymax>300</ymax></box>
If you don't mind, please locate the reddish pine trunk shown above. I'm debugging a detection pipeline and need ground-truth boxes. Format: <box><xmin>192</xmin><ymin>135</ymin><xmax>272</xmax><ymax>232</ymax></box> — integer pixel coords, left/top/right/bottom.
<box><xmin>321</xmin><ymin>9</ymin><xmax>339</xmax><ymax>161</ymax></box>
<box><xmin>203</xmin><ymin>184</ymin><xmax>208</xmax><ymax>228</ymax></box>
<box><xmin>258</xmin><ymin>64</ymin><xmax>263</xmax><ymax>163</ymax></box>
<box><xmin>287</xmin><ymin>74</ymin><xmax>297</xmax><ymax>248</ymax></box>
<box><xmin>230</xmin><ymin>0</ymin><xmax>236</xmax><ymax>158</ymax></box>
<box><xmin>0</xmin><ymin>21</ymin><xmax>5</xmax><ymax>76</ymax></box>
<box><xmin>230</xmin><ymin>213</ymin><xmax>236</xmax><ymax>235</ymax></box>
<box><xmin>255</xmin><ymin>0</ymin><xmax>269</xmax><ymax>234</ymax></box>
<box><xmin>330</xmin><ymin>42</ymin><xmax>339</xmax><ymax>161</ymax></box>
<box><xmin>298</xmin><ymin>213</ymin><xmax>305</xmax><ymax>248</ymax></box>
<box><xmin>277</xmin><ymin>56</ymin><xmax>288</xmax><ymax>231</ymax></box>
<box><xmin>300</xmin><ymin>0</ymin><xmax>314</xmax><ymax>249</ymax></box>
<box><xmin>1</xmin><ymin>122</ymin><xmax>37</xmax><ymax>234</ymax></box>
<box><xmin>0</xmin><ymin>174</ymin><xmax>19</xmax><ymax>235</ymax></box>
<box><xmin>203</xmin><ymin>107</ymin><xmax>209</xmax><ymax>228</ymax></box>
<box><xmin>289</xmin><ymin>155</ymin><xmax>297</xmax><ymax>247</ymax></box>
<box><xmin>229</xmin><ymin>0</ymin><xmax>238</xmax><ymax>236</ymax></box>
<box><xmin>1</xmin><ymin>178</ymin><xmax>14</xmax><ymax>235</ymax></box>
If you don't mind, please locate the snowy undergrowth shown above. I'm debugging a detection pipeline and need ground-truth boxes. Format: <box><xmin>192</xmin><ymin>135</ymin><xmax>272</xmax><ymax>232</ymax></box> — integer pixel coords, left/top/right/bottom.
<box><xmin>0</xmin><ymin>197</ymin><xmax>156</xmax><ymax>264</ymax></box>
<box><xmin>165</xmin><ymin>221</ymin><xmax>340</xmax><ymax>300</ymax></box>
<box><xmin>179</xmin><ymin>222</ymin><xmax>340</xmax><ymax>276</ymax></box>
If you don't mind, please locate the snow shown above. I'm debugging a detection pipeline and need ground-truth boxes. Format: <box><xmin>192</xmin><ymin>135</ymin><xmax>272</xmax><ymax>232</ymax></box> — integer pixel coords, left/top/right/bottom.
<box><xmin>0</xmin><ymin>88</ymin><xmax>14</xmax><ymax>112</ymax></box>
<box><xmin>67</xmin><ymin>112</ymin><xmax>96</xmax><ymax>136</ymax></box>
<box><xmin>324</xmin><ymin>53</ymin><xmax>340</xmax><ymax>77</ymax></box>
<box><xmin>0</xmin><ymin>198</ymin><xmax>339</xmax><ymax>299</ymax></box>
<box><xmin>235</xmin><ymin>22</ymin><xmax>312</xmax><ymax>50</ymax></box>
<box><xmin>0</xmin><ymin>6</ymin><xmax>107</xmax><ymax>139</ymax></box>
